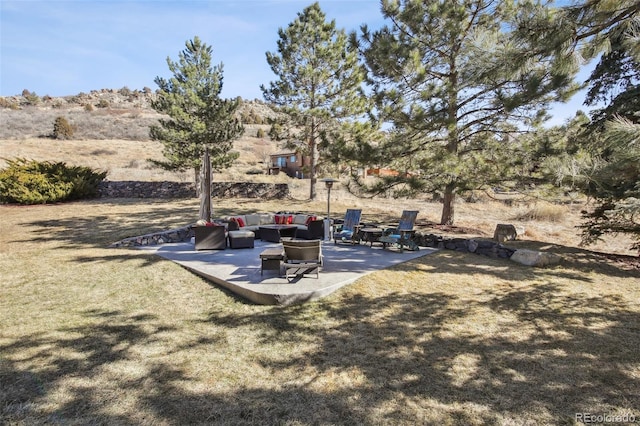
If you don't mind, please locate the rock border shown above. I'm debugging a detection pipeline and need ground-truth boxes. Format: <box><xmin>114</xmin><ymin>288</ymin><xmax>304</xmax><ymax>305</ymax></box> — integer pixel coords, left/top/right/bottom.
<box><xmin>109</xmin><ymin>227</ymin><xmax>561</xmax><ymax>267</ymax></box>
<box><xmin>109</xmin><ymin>225</ymin><xmax>194</xmax><ymax>248</ymax></box>
<box><xmin>413</xmin><ymin>233</ymin><xmax>561</xmax><ymax>267</ymax></box>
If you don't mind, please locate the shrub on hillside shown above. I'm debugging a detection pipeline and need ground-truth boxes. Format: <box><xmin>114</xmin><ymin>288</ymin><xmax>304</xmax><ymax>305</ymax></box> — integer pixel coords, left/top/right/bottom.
<box><xmin>0</xmin><ymin>159</ymin><xmax>107</xmax><ymax>204</ymax></box>
<box><xmin>52</xmin><ymin>116</ymin><xmax>74</xmax><ymax>139</ymax></box>
<box><xmin>245</xmin><ymin>167</ymin><xmax>264</xmax><ymax>175</ymax></box>
<box><xmin>514</xmin><ymin>203</ymin><xmax>566</xmax><ymax>222</ymax></box>
<box><xmin>256</xmin><ymin>128</ymin><xmax>265</xmax><ymax>138</ymax></box>
<box><xmin>0</xmin><ymin>97</ymin><xmax>19</xmax><ymax>109</ymax></box>
<box><xmin>21</xmin><ymin>89</ymin><xmax>40</xmax><ymax>106</ymax></box>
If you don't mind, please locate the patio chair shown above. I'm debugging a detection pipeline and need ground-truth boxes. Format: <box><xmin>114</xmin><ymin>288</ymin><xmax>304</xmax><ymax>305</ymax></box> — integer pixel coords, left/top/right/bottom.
<box><xmin>282</xmin><ymin>239</ymin><xmax>323</xmax><ymax>281</ymax></box>
<box><xmin>380</xmin><ymin>210</ymin><xmax>420</xmax><ymax>252</ymax></box>
<box><xmin>334</xmin><ymin>209</ymin><xmax>362</xmax><ymax>245</ymax></box>
<box><xmin>296</xmin><ymin>219</ymin><xmax>325</xmax><ymax>240</ymax></box>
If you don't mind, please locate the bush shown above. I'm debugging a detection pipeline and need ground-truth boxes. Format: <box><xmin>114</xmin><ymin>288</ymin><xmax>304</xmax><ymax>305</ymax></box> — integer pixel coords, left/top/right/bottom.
<box><xmin>514</xmin><ymin>203</ymin><xmax>566</xmax><ymax>222</ymax></box>
<box><xmin>245</xmin><ymin>167</ymin><xmax>264</xmax><ymax>175</ymax></box>
<box><xmin>0</xmin><ymin>159</ymin><xmax>107</xmax><ymax>204</ymax></box>
<box><xmin>0</xmin><ymin>97</ymin><xmax>18</xmax><ymax>109</ymax></box>
<box><xmin>53</xmin><ymin>116</ymin><xmax>74</xmax><ymax>139</ymax></box>
<box><xmin>256</xmin><ymin>128</ymin><xmax>265</xmax><ymax>138</ymax></box>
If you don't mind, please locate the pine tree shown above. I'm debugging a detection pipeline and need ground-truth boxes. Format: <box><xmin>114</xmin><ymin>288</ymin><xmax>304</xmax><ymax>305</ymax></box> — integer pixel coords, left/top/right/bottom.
<box><xmin>578</xmin><ymin>118</ymin><xmax>640</xmax><ymax>252</ymax></box>
<box><xmin>150</xmin><ymin>37</ymin><xmax>243</xmax><ymax>195</ymax></box>
<box><xmin>261</xmin><ymin>2</ymin><xmax>368</xmax><ymax>200</ymax></box>
<box><xmin>577</xmin><ymin>8</ymin><xmax>640</xmax><ymax>252</ymax></box>
<box><xmin>355</xmin><ymin>0</ymin><xmax>579</xmax><ymax>225</ymax></box>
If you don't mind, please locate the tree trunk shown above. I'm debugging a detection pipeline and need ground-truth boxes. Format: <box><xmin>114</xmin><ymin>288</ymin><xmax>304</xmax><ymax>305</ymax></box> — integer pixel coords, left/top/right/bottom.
<box><xmin>440</xmin><ymin>183</ymin><xmax>456</xmax><ymax>225</ymax></box>
<box><xmin>309</xmin><ymin>117</ymin><xmax>318</xmax><ymax>200</ymax></box>
<box><xmin>441</xmin><ymin>60</ymin><xmax>459</xmax><ymax>226</ymax></box>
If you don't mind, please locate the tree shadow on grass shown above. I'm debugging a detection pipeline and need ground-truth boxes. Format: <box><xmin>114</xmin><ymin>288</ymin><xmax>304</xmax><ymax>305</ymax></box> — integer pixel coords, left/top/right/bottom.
<box><xmin>204</xmin><ymin>270</ymin><xmax>640</xmax><ymax>423</ymax></box>
<box><xmin>16</xmin><ymin>200</ymin><xmax>199</xmax><ymax>249</ymax></box>
<box><xmin>15</xmin><ymin>198</ymin><xmax>269</xmax><ymax>251</ymax></box>
<box><xmin>429</xmin><ymin>244</ymin><xmax>639</xmax><ymax>281</ymax></box>
<box><xmin>2</xmin><ymin>279</ymin><xmax>639</xmax><ymax>424</ymax></box>
<box><xmin>505</xmin><ymin>239</ymin><xmax>640</xmax><ymax>275</ymax></box>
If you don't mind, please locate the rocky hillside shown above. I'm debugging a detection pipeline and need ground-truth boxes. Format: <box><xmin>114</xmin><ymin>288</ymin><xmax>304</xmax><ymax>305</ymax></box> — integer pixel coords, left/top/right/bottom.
<box><xmin>0</xmin><ymin>88</ymin><xmax>287</xmax><ymax>181</ymax></box>
<box><xmin>0</xmin><ymin>88</ymin><xmax>278</xmax><ymax>141</ymax></box>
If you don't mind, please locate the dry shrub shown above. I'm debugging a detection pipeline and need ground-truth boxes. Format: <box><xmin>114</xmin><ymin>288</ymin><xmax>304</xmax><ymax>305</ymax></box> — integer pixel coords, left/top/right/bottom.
<box><xmin>515</xmin><ymin>203</ymin><xmax>566</xmax><ymax>222</ymax></box>
<box><xmin>53</xmin><ymin>116</ymin><xmax>74</xmax><ymax>139</ymax></box>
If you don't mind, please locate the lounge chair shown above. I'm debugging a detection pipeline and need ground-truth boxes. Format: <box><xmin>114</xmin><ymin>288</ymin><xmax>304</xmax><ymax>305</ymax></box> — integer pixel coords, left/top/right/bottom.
<box><xmin>380</xmin><ymin>210</ymin><xmax>419</xmax><ymax>252</ymax></box>
<box><xmin>282</xmin><ymin>239</ymin><xmax>323</xmax><ymax>281</ymax></box>
<box><xmin>333</xmin><ymin>209</ymin><xmax>362</xmax><ymax>245</ymax></box>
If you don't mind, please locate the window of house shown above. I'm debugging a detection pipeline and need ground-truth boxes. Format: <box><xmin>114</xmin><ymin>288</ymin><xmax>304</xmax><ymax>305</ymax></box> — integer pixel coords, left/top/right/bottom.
<box><xmin>276</xmin><ymin>157</ymin><xmax>286</xmax><ymax>167</ymax></box>
<box><xmin>290</xmin><ymin>155</ymin><xmax>296</xmax><ymax>163</ymax></box>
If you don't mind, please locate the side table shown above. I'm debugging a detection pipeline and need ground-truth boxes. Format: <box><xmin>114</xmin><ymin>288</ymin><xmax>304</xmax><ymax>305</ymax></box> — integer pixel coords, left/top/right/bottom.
<box><xmin>259</xmin><ymin>247</ymin><xmax>284</xmax><ymax>276</ymax></box>
<box><xmin>358</xmin><ymin>227</ymin><xmax>384</xmax><ymax>247</ymax></box>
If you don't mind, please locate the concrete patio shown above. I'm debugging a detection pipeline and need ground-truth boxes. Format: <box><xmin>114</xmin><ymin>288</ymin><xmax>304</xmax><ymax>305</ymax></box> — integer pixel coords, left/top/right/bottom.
<box><xmin>138</xmin><ymin>239</ymin><xmax>437</xmax><ymax>305</ymax></box>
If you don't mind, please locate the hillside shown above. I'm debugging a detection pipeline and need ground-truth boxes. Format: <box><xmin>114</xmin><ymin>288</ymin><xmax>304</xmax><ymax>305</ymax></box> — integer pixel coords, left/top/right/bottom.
<box><xmin>0</xmin><ymin>88</ymin><xmax>284</xmax><ymax>180</ymax></box>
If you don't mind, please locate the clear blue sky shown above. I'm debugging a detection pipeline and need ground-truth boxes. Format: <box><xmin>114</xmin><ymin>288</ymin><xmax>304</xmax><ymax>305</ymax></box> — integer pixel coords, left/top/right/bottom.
<box><xmin>1</xmin><ymin>0</ymin><xmax>593</xmax><ymax>126</ymax></box>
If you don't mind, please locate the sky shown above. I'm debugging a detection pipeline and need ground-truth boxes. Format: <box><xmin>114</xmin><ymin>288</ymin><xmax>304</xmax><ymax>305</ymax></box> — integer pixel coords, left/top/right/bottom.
<box><xmin>1</xmin><ymin>0</ymin><xmax>595</xmax><ymax>127</ymax></box>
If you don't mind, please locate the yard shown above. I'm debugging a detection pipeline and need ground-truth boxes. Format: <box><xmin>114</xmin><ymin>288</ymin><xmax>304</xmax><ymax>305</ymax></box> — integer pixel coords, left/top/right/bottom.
<box><xmin>1</xmin><ymin>197</ymin><xmax>638</xmax><ymax>425</ymax></box>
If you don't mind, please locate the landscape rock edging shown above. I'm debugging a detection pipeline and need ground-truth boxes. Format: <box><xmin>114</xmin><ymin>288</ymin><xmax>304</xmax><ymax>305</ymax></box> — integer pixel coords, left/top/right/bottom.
<box><xmin>109</xmin><ymin>225</ymin><xmax>194</xmax><ymax>248</ymax></box>
<box><xmin>415</xmin><ymin>233</ymin><xmax>516</xmax><ymax>259</ymax></box>
<box><xmin>110</xmin><ymin>227</ymin><xmax>558</xmax><ymax>268</ymax></box>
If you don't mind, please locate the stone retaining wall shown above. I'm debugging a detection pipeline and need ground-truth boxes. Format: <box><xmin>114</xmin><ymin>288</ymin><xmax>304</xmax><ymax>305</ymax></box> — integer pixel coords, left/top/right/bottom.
<box><xmin>98</xmin><ymin>181</ymin><xmax>290</xmax><ymax>199</ymax></box>
<box><xmin>109</xmin><ymin>225</ymin><xmax>194</xmax><ymax>248</ymax></box>
<box><xmin>414</xmin><ymin>233</ymin><xmax>516</xmax><ymax>259</ymax></box>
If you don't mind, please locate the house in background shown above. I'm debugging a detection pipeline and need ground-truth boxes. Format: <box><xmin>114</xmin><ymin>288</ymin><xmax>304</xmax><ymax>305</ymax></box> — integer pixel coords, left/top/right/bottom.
<box><xmin>268</xmin><ymin>151</ymin><xmax>310</xmax><ymax>178</ymax></box>
<box><xmin>366</xmin><ymin>168</ymin><xmax>400</xmax><ymax>177</ymax></box>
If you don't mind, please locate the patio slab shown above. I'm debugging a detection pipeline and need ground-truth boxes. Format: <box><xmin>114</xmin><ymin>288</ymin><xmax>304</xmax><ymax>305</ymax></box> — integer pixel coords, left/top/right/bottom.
<box><xmin>138</xmin><ymin>239</ymin><xmax>437</xmax><ymax>305</ymax></box>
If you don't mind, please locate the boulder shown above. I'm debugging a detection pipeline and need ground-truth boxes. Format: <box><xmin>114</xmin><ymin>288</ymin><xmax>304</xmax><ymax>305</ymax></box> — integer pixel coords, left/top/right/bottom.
<box><xmin>510</xmin><ymin>249</ymin><xmax>561</xmax><ymax>267</ymax></box>
<box><xmin>494</xmin><ymin>224</ymin><xmax>518</xmax><ymax>243</ymax></box>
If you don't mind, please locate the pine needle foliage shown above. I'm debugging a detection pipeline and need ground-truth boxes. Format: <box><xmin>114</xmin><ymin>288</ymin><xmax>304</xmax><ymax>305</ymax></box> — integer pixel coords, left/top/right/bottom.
<box><xmin>261</xmin><ymin>2</ymin><xmax>370</xmax><ymax>200</ymax></box>
<box><xmin>579</xmin><ymin>118</ymin><xmax>640</xmax><ymax>252</ymax></box>
<box><xmin>353</xmin><ymin>0</ymin><xmax>580</xmax><ymax>225</ymax></box>
<box><xmin>150</xmin><ymin>36</ymin><xmax>243</xmax><ymax>195</ymax></box>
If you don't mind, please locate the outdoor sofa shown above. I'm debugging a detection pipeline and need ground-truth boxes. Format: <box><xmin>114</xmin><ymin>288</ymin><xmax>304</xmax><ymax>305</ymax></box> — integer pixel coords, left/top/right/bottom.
<box><xmin>224</xmin><ymin>213</ymin><xmax>320</xmax><ymax>240</ymax></box>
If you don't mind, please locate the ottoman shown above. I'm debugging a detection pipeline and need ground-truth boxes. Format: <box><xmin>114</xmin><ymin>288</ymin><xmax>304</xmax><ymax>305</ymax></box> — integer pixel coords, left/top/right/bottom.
<box><xmin>228</xmin><ymin>230</ymin><xmax>255</xmax><ymax>249</ymax></box>
<box><xmin>194</xmin><ymin>225</ymin><xmax>227</xmax><ymax>250</ymax></box>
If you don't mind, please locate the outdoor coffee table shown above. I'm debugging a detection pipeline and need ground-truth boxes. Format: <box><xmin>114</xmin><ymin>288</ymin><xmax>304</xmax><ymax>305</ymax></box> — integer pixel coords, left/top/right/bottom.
<box><xmin>379</xmin><ymin>230</ymin><xmax>418</xmax><ymax>252</ymax></box>
<box><xmin>259</xmin><ymin>225</ymin><xmax>298</xmax><ymax>243</ymax></box>
<box><xmin>259</xmin><ymin>247</ymin><xmax>284</xmax><ymax>276</ymax></box>
<box><xmin>358</xmin><ymin>227</ymin><xmax>384</xmax><ymax>247</ymax></box>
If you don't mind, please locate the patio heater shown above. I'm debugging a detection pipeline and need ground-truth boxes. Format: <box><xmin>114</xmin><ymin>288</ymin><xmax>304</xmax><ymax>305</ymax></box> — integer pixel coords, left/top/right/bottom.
<box><xmin>321</xmin><ymin>178</ymin><xmax>338</xmax><ymax>240</ymax></box>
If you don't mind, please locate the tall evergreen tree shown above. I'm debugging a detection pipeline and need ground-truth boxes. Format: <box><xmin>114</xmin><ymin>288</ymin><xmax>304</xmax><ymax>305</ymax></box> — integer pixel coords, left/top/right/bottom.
<box><xmin>468</xmin><ymin>0</ymin><xmax>639</xmax><ymax>248</ymax></box>
<box><xmin>261</xmin><ymin>2</ymin><xmax>368</xmax><ymax>200</ymax></box>
<box><xmin>150</xmin><ymin>36</ymin><xmax>243</xmax><ymax>196</ymax></box>
<box><xmin>577</xmin><ymin>6</ymin><xmax>640</xmax><ymax>252</ymax></box>
<box><xmin>356</xmin><ymin>0</ymin><xmax>579</xmax><ymax>225</ymax></box>
<box><xmin>578</xmin><ymin>118</ymin><xmax>640</xmax><ymax>252</ymax></box>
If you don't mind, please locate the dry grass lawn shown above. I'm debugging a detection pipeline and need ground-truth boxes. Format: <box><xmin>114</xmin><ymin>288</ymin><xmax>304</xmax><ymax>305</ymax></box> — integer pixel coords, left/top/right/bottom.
<box><xmin>1</xmin><ymin>196</ymin><xmax>638</xmax><ymax>425</ymax></box>
<box><xmin>1</xmin><ymin>136</ymin><xmax>639</xmax><ymax>424</ymax></box>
